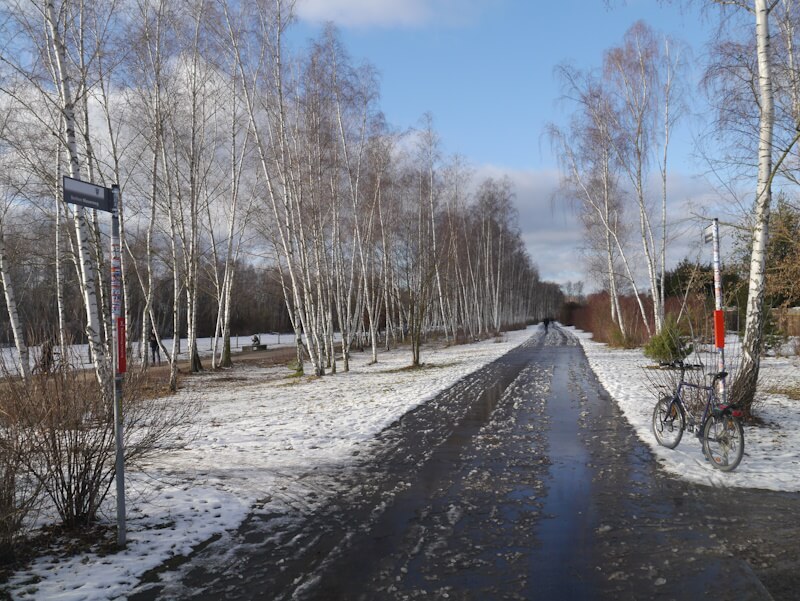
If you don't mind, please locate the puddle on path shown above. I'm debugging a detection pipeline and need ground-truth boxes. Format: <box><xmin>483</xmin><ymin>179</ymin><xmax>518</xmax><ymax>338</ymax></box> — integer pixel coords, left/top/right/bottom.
<box><xmin>528</xmin><ymin>346</ymin><xmax>597</xmax><ymax>599</ymax></box>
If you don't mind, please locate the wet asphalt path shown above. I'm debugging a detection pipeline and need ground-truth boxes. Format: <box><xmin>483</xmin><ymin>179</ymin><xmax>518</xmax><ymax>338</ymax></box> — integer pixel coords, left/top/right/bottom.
<box><xmin>132</xmin><ymin>326</ymin><xmax>799</xmax><ymax>600</ymax></box>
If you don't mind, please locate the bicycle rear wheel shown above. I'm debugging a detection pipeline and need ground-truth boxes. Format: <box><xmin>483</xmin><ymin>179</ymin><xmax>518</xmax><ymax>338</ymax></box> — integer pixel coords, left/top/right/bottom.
<box><xmin>652</xmin><ymin>396</ymin><xmax>684</xmax><ymax>449</ymax></box>
<box><xmin>702</xmin><ymin>413</ymin><xmax>744</xmax><ymax>472</ymax></box>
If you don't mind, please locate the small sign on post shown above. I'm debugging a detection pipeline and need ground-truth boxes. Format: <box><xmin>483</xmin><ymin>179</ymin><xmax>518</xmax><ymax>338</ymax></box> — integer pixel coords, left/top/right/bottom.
<box><xmin>703</xmin><ymin>224</ymin><xmax>714</xmax><ymax>244</ymax></box>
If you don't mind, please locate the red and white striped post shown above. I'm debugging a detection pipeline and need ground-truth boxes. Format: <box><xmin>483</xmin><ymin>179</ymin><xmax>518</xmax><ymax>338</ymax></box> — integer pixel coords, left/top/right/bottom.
<box><xmin>709</xmin><ymin>218</ymin><xmax>727</xmax><ymax>403</ymax></box>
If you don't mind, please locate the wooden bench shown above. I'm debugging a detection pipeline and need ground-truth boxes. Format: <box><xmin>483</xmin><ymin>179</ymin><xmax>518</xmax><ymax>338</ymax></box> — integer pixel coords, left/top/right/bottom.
<box><xmin>240</xmin><ymin>344</ymin><xmax>268</xmax><ymax>353</ymax></box>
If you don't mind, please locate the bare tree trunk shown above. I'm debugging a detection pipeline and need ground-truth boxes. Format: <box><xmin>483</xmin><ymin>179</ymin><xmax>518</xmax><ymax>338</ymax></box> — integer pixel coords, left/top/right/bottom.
<box><xmin>164</xmin><ymin>151</ymin><xmax>182</xmax><ymax>391</ymax></box>
<box><xmin>142</xmin><ymin>150</ymin><xmax>159</xmax><ymax>369</ymax></box>
<box><xmin>731</xmin><ymin>0</ymin><xmax>777</xmax><ymax>412</ymax></box>
<box><xmin>45</xmin><ymin>0</ymin><xmax>109</xmax><ymax>392</ymax></box>
<box><xmin>0</xmin><ymin>228</ymin><xmax>29</xmax><ymax>380</ymax></box>
<box><xmin>55</xmin><ymin>143</ymin><xmax>68</xmax><ymax>354</ymax></box>
<box><xmin>378</xmin><ymin>175</ymin><xmax>394</xmax><ymax>352</ymax></box>
<box><xmin>169</xmin><ymin>231</ymin><xmax>182</xmax><ymax>391</ymax></box>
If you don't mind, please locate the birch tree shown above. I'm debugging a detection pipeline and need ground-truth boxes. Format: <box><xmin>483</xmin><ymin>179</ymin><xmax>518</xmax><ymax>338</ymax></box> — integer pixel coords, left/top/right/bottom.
<box><xmin>125</xmin><ymin>0</ymin><xmax>173</xmax><ymax>372</ymax></box>
<box><xmin>0</xmin><ymin>0</ymin><xmax>111</xmax><ymax>390</ymax></box>
<box><xmin>417</xmin><ymin>114</ymin><xmax>450</xmax><ymax>341</ymax></box>
<box><xmin>208</xmin><ymin>70</ymin><xmax>253</xmax><ymax>370</ymax></box>
<box><xmin>440</xmin><ymin>155</ymin><xmax>475</xmax><ymax>340</ymax></box>
<box><xmin>395</xmin><ymin>160</ymin><xmax>433</xmax><ymax>366</ymax></box>
<box><xmin>603</xmin><ymin>21</ymin><xmax>677</xmax><ymax>334</ymax></box>
<box><xmin>0</xmin><ymin>105</ymin><xmax>31</xmax><ymax>379</ymax></box>
<box><xmin>0</xmin><ymin>209</ymin><xmax>30</xmax><ymax>380</ymax></box>
<box><xmin>221</xmin><ymin>0</ymin><xmax>331</xmax><ymax>376</ymax></box>
<box><xmin>717</xmin><ymin>0</ymin><xmax>779</xmax><ymax>410</ymax></box>
<box><xmin>551</xmin><ymin>69</ymin><xmax>645</xmax><ymax>337</ymax></box>
<box><xmin>359</xmin><ymin>124</ymin><xmax>393</xmax><ymax>362</ymax></box>
<box><xmin>46</xmin><ymin>0</ymin><xmax>108</xmax><ymax>389</ymax></box>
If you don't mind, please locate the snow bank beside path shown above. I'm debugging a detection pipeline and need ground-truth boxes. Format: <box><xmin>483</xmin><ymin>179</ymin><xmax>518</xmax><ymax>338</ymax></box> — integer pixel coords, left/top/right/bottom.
<box><xmin>572</xmin><ymin>327</ymin><xmax>800</xmax><ymax>491</ymax></box>
<box><xmin>6</xmin><ymin>328</ymin><xmax>535</xmax><ymax>600</ymax></box>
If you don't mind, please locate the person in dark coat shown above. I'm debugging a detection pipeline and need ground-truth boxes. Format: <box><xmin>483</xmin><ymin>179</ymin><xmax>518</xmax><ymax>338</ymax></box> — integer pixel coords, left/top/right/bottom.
<box><xmin>149</xmin><ymin>331</ymin><xmax>161</xmax><ymax>365</ymax></box>
<box><xmin>40</xmin><ymin>338</ymin><xmax>54</xmax><ymax>372</ymax></box>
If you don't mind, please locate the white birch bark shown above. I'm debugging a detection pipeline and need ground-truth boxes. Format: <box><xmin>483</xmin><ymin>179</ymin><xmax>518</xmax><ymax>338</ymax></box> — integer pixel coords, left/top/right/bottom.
<box><xmin>94</xmin><ymin>26</ymin><xmax>132</xmax><ymax>357</ymax></box>
<box><xmin>603</xmin><ymin>24</ymin><xmax>676</xmax><ymax>334</ymax></box>
<box><xmin>55</xmin><ymin>140</ymin><xmax>68</xmax><ymax>353</ymax></box>
<box><xmin>45</xmin><ymin>0</ymin><xmax>109</xmax><ymax>391</ymax></box>
<box><xmin>329</xmin><ymin>38</ymin><xmax>378</xmax><ymax>369</ymax></box>
<box><xmin>733</xmin><ymin>0</ymin><xmax>778</xmax><ymax>408</ymax></box>
<box><xmin>143</xmin><ymin>150</ymin><xmax>159</xmax><ymax>367</ymax></box>
<box><xmin>217</xmin><ymin>81</ymin><xmax>250</xmax><ymax>369</ymax></box>
<box><xmin>0</xmin><ymin>226</ymin><xmax>30</xmax><ymax>380</ymax></box>
<box><xmin>167</xmin><ymin>197</ymin><xmax>182</xmax><ymax>391</ymax></box>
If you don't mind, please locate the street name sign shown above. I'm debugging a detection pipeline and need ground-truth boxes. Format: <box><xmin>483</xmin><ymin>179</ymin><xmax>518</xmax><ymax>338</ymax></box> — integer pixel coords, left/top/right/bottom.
<box><xmin>63</xmin><ymin>176</ymin><xmax>113</xmax><ymax>212</ymax></box>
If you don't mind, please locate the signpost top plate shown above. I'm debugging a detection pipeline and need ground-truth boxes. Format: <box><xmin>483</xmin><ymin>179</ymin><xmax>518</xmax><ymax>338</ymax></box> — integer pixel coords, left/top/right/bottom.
<box><xmin>63</xmin><ymin>176</ymin><xmax>113</xmax><ymax>212</ymax></box>
<box><xmin>703</xmin><ymin>223</ymin><xmax>714</xmax><ymax>244</ymax></box>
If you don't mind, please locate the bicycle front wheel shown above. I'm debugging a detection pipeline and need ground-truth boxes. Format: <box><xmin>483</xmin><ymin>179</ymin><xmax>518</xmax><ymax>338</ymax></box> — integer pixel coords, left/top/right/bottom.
<box><xmin>702</xmin><ymin>413</ymin><xmax>744</xmax><ymax>472</ymax></box>
<box><xmin>652</xmin><ymin>396</ymin><xmax>684</xmax><ymax>449</ymax></box>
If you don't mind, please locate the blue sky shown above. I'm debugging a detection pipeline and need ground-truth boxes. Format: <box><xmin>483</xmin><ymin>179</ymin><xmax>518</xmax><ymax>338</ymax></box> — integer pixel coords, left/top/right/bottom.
<box><xmin>292</xmin><ymin>1</ymin><xmax>728</xmax><ymax>286</ymax></box>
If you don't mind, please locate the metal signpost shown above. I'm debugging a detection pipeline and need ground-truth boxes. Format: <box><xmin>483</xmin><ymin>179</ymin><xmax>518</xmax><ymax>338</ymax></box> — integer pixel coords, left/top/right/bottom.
<box><xmin>62</xmin><ymin>176</ymin><xmax>126</xmax><ymax>548</ymax></box>
<box><xmin>704</xmin><ymin>218</ymin><xmax>727</xmax><ymax>403</ymax></box>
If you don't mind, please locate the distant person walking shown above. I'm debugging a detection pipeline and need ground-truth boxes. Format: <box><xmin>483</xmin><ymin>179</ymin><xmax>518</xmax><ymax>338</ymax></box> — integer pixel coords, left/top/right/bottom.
<box><xmin>149</xmin><ymin>330</ymin><xmax>161</xmax><ymax>365</ymax></box>
<box><xmin>40</xmin><ymin>338</ymin><xmax>54</xmax><ymax>372</ymax></box>
<box><xmin>543</xmin><ymin>318</ymin><xmax>550</xmax><ymax>334</ymax></box>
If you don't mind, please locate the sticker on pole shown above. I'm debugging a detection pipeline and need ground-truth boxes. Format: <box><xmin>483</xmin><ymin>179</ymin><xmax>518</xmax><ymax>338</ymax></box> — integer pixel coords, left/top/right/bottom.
<box><xmin>714</xmin><ymin>310</ymin><xmax>725</xmax><ymax>349</ymax></box>
<box><xmin>116</xmin><ymin>317</ymin><xmax>127</xmax><ymax>374</ymax></box>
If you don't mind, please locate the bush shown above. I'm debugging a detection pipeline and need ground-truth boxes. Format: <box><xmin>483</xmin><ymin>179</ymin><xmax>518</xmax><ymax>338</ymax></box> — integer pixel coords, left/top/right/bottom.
<box><xmin>644</xmin><ymin>317</ymin><xmax>692</xmax><ymax>363</ymax></box>
<box><xmin>606</xmin><ymin>324</ymin><xmax>639</xmax><ymax>349</ymax></box>
<box><xmin>0</xmin><ymin>357</ymin><xmax>42</xmax><ymax>563</ymax></box>
<box><xmin>568</xmin><ymin>292</ymin><xmax>650</xmax><ymax>346</ymax></box>
<box><xmin>0</xmin><ymin>363</ymin><xmax>196</xmax><ymax>532</ymax></box>
<box><xmin>762</xmin><ymin>308</ymin><xmax>787</xmax><ymax>354</ymax></box>
<box><xmin>0</xmin><ymin>428</ymin><xmax>40</xmax><ymax>563</ymax></box>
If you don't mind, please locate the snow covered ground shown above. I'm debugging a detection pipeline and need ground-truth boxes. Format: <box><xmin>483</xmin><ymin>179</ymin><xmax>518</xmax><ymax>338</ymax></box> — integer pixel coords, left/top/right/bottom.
<box><xmin>6</xmin><ymin>325</ymin><xmax>800</xmax><ymax>599</ymax></box>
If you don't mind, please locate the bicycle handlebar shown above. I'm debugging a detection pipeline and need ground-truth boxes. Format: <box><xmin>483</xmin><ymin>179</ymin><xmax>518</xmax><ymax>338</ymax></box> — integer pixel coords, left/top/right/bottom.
<box><xmin>658</xmin><ymin>360</ymin><xmax>728</xmax><ymax>383</ymax></box>
<box><xmin>658</xmin><ymin>360</ymin><xmax>704</xmax><ymax>370</ymax></box>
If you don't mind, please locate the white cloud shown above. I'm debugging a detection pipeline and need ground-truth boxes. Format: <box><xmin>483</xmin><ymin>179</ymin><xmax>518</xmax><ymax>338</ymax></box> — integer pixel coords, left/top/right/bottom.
<box><xmin>294</xmin><ymin>0</ymin><xmax>485</xmax><ymax>28</ymax></box>
<box><xmin>473</xmin><ymin>164</ymin><xmax>580</xmax><ymax>285</ymax></box>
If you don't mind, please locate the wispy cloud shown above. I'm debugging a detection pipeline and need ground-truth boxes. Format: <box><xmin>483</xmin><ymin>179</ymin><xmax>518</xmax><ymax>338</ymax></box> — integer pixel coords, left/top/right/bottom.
<box><xmin>294</xmin><ymin>0</ymin><xmax>487</xmax><ymax>28</ymax></box>
<box><xmin>473</xmin><ymin>165</ymin><xmax>579</xmax><ymax>285</ymax></box>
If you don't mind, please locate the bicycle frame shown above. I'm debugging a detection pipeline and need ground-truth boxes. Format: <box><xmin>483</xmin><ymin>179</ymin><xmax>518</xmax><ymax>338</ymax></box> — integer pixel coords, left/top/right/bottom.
<box><xmin>672</xmin><ymin>374</ymin><xmax>716</xmax><ymax>434</ymax></box>
<box><xmin>669</xmin><ymin>362</ymin><xmax>741</xmax><ymax>433</ymax></box>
